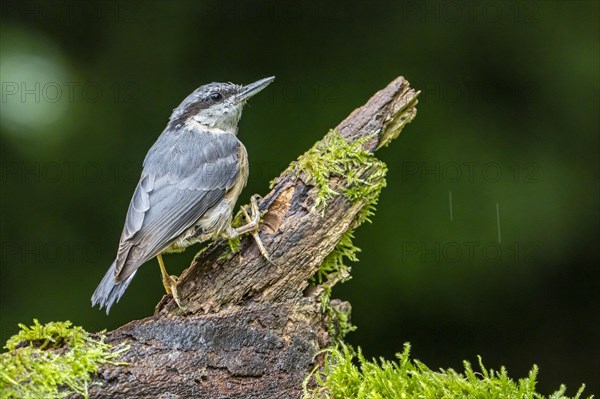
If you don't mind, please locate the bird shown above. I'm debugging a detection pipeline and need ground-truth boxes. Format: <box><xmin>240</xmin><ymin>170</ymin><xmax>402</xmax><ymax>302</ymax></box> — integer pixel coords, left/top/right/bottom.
<box><xmin>92</xmin><ymin>76</ymin><xmax>275</xmax><ymax>314</ymax></box>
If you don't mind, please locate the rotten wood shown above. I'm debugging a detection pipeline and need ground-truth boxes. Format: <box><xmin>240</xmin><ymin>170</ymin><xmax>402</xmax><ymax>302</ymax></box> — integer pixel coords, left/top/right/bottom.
<box><xmin>80</xmin><ymin>76</ymin><xmax>419</xmax><ymax>399</ymax></box>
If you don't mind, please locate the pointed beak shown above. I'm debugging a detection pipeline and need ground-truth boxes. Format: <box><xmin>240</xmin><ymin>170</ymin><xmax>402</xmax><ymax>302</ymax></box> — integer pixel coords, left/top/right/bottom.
<box><xmin>235</xmin><ymin>76</ymin><xmax>275</xmax><ymax>104</ymax></box>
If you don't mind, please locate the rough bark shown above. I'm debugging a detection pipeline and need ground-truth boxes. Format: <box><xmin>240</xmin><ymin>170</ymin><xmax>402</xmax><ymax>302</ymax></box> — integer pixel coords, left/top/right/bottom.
<box><xmin>81</xmin><ymin>76</ymin><xmax>419</xmax><ymax>399</ymax></box>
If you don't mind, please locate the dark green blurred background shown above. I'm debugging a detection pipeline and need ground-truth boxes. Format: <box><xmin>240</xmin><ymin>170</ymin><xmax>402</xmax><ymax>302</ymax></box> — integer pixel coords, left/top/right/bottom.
<box><xmin>1</xmin><ymin>0</ymin><xmax>598</xmax><ymax>395</ymax></box>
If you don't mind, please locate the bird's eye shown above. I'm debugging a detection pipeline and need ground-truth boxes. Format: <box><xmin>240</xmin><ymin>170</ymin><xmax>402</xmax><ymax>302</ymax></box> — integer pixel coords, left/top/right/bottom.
<box><xmin>210</xmin><ymin>92</ymin><xmax>223</xmax><ymax>101</ymax></box>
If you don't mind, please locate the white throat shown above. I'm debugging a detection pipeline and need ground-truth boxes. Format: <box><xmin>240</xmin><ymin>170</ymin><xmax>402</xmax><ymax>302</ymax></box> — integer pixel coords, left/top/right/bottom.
<box><xmin>186</xmin><ymin>116</ymin><xmax>238</xmax><ymax>135</ymax></box>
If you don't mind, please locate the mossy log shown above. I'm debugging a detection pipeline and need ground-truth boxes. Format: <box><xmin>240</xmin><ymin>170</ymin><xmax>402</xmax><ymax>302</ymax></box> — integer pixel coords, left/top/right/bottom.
<box><xmin>78</xmin><ymin>76</ymin><xmax>419</xmax><ymax>399</ymax></box>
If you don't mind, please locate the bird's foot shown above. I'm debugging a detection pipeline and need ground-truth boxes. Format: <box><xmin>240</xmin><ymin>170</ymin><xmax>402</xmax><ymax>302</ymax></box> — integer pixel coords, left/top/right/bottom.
<box><xmin>227</xmin><ymin>195</ymin><xmax>278</xmax><ymax>267</ymax></box>
<box><xmin>242</xmin><ymin>196</ymin><xmax>277</xmax><ymax>266</ymax></box>
<box><xmin>161</xmin><ymin>273</ymin><xmax>184</xmax><ymax>311</ymax></box>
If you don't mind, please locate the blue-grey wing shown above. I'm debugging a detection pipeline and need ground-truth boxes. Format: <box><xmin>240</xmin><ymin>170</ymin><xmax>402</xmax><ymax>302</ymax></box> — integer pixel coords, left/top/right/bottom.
<box><xmin>114</xmin><ymin>130</ymin><xmax>243</xmax><ymax>281</ymax></box>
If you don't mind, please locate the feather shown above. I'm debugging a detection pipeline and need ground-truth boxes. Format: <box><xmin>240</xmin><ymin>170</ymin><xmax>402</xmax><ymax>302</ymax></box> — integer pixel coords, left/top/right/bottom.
<box><xmin>112</xmin><ymin>129</ymin><xmax>243</xmax><ymax>280</ymax></box>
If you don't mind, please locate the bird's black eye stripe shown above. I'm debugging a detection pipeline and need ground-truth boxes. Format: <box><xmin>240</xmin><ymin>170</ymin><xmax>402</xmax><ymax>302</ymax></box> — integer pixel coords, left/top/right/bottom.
<box><xmin>210</xmin><ymin>92</ymin><xmax>223</xmax><ymax>101</ymax></box>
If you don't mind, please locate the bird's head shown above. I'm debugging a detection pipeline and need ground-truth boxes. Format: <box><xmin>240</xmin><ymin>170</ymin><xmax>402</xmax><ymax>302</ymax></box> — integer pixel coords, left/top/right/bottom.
<box><xmin>169</xmin><ymin>76</ymin><xmax>275</xmax><ymax>133</ymax></box>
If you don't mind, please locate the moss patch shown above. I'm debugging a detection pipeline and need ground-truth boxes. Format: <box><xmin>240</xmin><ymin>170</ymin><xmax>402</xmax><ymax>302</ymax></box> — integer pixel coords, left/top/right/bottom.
<box><xmin>0</xmin><ymin>320</ymin><xmax>128</xmax><ymax>399</ymax></box>
<box><xmin>271</xmin><ymin>130</ymin><xmax>388</xmax><ymax>339</ymax></box>
<box><xmin>304</xmin><ymin>344</ymin><xmax>590</xmax><ymax>399</ymax></box>
<box><xmin>319</xmin><ymin>295</ymin><xmax>356</xmax><ymax>344</ymax></box>
<box><xmin>286</xmin><ymin>131</ymin><xmax>387</xmax><ymax>339</ymax></box>
<box><xmin>215</xmin><ymin>206</ymin><xmax>251</xmax><ymax>260</ymax></box>
<box><xmin>312</xmin><ymin>231</ymin><xmax>359</xmax><ymax>286</ymax></box>
<box><xmin>287</xmin><ymin>130</ymin><xmax>387</xmax><ymax>288</ymax></box>
<box><xmin>275</xmin><ymin>130</ymin><xmax>387</xmax><ymax>213</ymax></box>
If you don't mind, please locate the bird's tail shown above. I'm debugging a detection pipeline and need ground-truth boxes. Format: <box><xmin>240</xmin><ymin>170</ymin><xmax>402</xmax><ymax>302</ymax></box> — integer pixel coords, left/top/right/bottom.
<box><xmin>91</xmin><ymin>261</ymin><xmax>136</xmax><ymax>314</ymax></box>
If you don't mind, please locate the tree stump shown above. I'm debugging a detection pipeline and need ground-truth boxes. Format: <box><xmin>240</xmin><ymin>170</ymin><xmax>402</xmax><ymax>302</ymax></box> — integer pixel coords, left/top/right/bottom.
<box><xmin>82</xmin><ymin>76</ymin><xmax>419</xmax><ymax>399</ymax></box>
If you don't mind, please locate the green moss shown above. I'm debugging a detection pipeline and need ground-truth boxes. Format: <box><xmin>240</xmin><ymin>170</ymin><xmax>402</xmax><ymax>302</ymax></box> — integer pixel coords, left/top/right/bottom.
<box><xmin>304</xmin><ymin>344</ymin><xmax>591</xmax><ymax>399</ymax></box>
<box><xmin>330</xmin><ymin>303</ymin><xmax>355</xmax><ymax>341</ymax></box>
<box><xmin>320</xmin><ymin>294</ymin><xmax>357</xmax><ymax>344</ymax></box>
<box><xmin>287</xmin><ymin>131</ymin><xmax>387</xmax><ymax>289</ymax></box>
<box><xmin>0</xmin><ymin>320</ymin><xmax>128</xmax><ymax>399</ymax></box>
<box><xmin>273</xmin><ymin>131</ymin><xmax>388</xmax><ymax>339</ymax></box>
<box><xmin>313</xmin><ymin>231</ymin><xmax>359</xmax><ymax>286</ymax></box>
<box><xmin>274</xmin><ymin>130</ymin><xmax>387</xmax><ymax>213</ymax></box>
<box><xmin>215</xmin><ymin>235</ymin><xmax>241</xmax><ymax>261</ymax></box>
<box><xmin>226</xmin><ymin>237</ymin><xmax>241</xmax><ymax>254</ymax></box>
<box><xmin>215</xmin><ymin>207</ymin><xmax>249</xmax><ymax>260</ymax></box>
<box><xmin>298</xmin><ymin>132</ymin><xmax>385</xmax><ymax>329</ymax></box>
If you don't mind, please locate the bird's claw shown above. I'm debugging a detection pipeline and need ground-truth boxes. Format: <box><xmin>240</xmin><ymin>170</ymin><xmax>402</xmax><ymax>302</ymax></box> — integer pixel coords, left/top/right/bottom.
<box><xmin>162</xmin><ymin>274</ymin><xmax>184</xmax><ymax>311</ymax></box>
<box><xmin>226</xmin><ymin>195</ymin><xmax>278</xmax><ymax>267</ymax></box>
<box><xmin>242</xmin><ymin>196</ymin><xmax>278</xmax><ymax>268</ymax></box>
<box><xmin>169</xmin><ymin>276</ymin><xmax>184</xmax><ymax>310</ymax></box>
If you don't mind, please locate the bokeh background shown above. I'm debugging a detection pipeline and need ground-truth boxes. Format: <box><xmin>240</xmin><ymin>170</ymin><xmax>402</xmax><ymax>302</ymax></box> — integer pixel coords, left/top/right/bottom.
<box><xmin>1</xmin><ymin>0</ymin><xmax>598</xmax><ymax>395</ymax></box>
